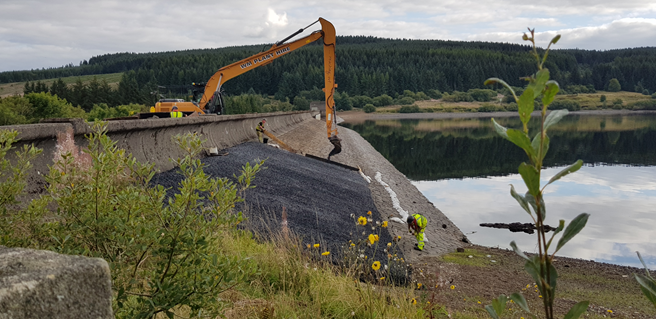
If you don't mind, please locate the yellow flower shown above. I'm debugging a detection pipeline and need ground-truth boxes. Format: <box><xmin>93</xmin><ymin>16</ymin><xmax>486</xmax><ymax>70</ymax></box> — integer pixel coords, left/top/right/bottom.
<box><xmin>314</xmin><ymin>244</ymin><xmax>320</xmax><ymax>248</ymax></box>
<box><xmin>417</xmin><ymin>283</ymin><xmax>422</xmax><ymax>289</ymax></box>
<box><xmin>387</xmin><ymin>242</ymin><xmax>391</xmax><ymax>247</ymax></box>
<box><xmin>322</xmin><ymin>251</ymin><xmax>330</xmax><ymax>256</ymax></box>
<box><xmin>358</xmin><ymin>216</ymin><xmax>367</xmax><ymax>226</ymax></box>
<box><xmin>367</xmin><ymin>211</ymin><xmax>372</xmax><ymax>215</ymax></box>
<box><xmin>372</xmin><ymin>261</ymin><xmax>381</xmax><ymax>271</ymax></box>
<box><xmin>350</xmin><ymin>243</ymin><xmax>355</xmax><ymax>247</ymax></box>
<box><xmin>368</xmin><ymin>234</ymin><xmax>379</xmax><ymax>244</ymax></box>
<box><xmin>411</xmin><ymin>298</ymin><xmax>417</xmax><ymax>305</ymax></box>
<box><xmin>382</xmin><ymin>221</ymin><xmax>388</xmax><ymax>228</ymax></box>
<box><xmin>526</xmin><ymin>284</ymin><xmax>530</xmax><ymax>288</ymax></box>
<box><xmin>380</xmin><ymin>277</ymin><xmax>385</xmax><ymax>280</ymax></box>
<box><xmin>71</xmin><ymin>183</ymin><xmax>74</xmax><ymax>187</ymax></box>
<box><xmin>539</xmin><ymin>295</ymin><xmax>542</xmax><ymax>298</ymax></box>
<box><xmin>397</xmin><ymin>235</ymin><xmax>402</xmax><ymax>240</ymax></box>
<box><xmin>450</xmin><ymin>285</ymin><xmax>455</xmax><ymax>290</ymax></box>
<box><xmin>374</xmin><ymin>235</ymin><xmax>379</xmax><ymax>242</ymax></box>
<box><xmin>61</xmin><ymin>171</ymin><xmax>65</xmax><ymax>176</ymax></box>
<box><xmin>307</xmin><ymin>244</ymin><xmax>311</xmax><ymax>249</ymax></box>
<box><xmin>607</xmin><ymin>310</ymin><xmax>613</xmax><ymax>313</ymax></box>
<box><xmin>477</xmin><ymin>301</ymin><xmax>481</xmax><ymax>304</ymax></box>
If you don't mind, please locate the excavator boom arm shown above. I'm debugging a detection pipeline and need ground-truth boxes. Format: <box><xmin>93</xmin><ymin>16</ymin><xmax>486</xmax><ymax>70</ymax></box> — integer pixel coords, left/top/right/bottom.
<box><xmin>200</xmin><ymin>18</ymin><xmax>338</xmax><ymax>139</ymax></box>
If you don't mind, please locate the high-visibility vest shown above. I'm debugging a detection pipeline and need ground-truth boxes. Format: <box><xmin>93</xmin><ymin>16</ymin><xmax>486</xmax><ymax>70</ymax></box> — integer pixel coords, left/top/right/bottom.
<box><xmin>412</xmin><ymin>213</ymin><xmax>427</xmax><ymax>230</ymax></box>
<box><xmin>171</xmin><ymin>111</ymin><xmax>182</xmax><ymax>118</ymax></box>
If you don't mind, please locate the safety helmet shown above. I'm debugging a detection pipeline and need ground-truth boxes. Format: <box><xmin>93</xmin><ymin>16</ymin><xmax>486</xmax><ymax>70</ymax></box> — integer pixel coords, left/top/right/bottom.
<box><xmin>407</xmin><ymin>216</ymin><xmax>415</xmax><ymax>224</ymax></box>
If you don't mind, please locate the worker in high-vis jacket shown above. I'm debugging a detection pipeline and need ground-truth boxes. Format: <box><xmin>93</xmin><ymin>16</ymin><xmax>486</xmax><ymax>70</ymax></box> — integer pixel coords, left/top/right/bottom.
<box><xmin>256</xmin><ymin>119</ymin><xmax>267</xmax><ymax>143</ymax></box>
<box><xmin>407</xmin><ymin>214</ymin><xmax>428</xmax><ymax>251</ymax></box>
<box><xmin>170</xmin><ymin>106</ymin><xmax>183</xmax><ymax>118</ymax></box>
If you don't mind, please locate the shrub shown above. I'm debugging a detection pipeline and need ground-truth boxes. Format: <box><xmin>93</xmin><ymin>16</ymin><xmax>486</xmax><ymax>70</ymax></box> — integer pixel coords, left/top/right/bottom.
<box><xmin>415</xmin><ymin>91</ymin><xmax>430</xmax><ymax>100</ymax></box>
<box><xmin>87</xmin><ymin>103</ymin><xmax>146</xmax><ymax>121</ymax></box>
<box><xmin>402</xmin><ymin>90</ymin><xmax>417</xmax><ymax>100</ymax></box>
<box><xmin>426</xmin><ymin>89</ymin><xmax>443</xmax><ymax>99</ymax></box>
<box><xmin>608</xmin><ymin>78</ymin><xmax>621</xmax><ymax>92</ymax></box>
<box><xmin>1</xmin><ymin>123</ymin><xmax>264</xmax><ymax>318</ymax></box>
<box><xmin>505</xmin><ymin>102</ymin><xmax>518</xmax><ymax>111</ymax></box>
<box><xmin>363</xmin><ymin>104</ymin><xmax>376</xmax><ymax>113</ymax></box>
<box><xmin>628</xmin><ymin>100</ymin><xmax>656</xmax><ymax>110</ymax></box>
<box><xmin>600</xmin><ymin>95</ymin><xmax>606</xmax><ymax>102</ymax></box>
<box><xmin>0</xmin><ymin>96</ymin><xmax>33</xmax><ymax>125</ymax></box>
<box><xmin>351</xmin><ymin>95</ymin><xmax>374</xmax><ymax>109</ymax></box>
<box><xmin>398</xmin><ymin>105</ymin><xmax>421</xmax><ymax>113</ymax></box>
<box><xmin>612</xmin><ymin>98</ymin><xmax>623</xmax><ymax>107</ymax></box>
<box><xmin>642</xmin><ymin>89</ymin><xmax>650</xmax><ymax>96</ymax></box>
<box><xmin>293</xmin><ymin>96</ymin><xmax>310</xmax><ymax>111</ymax></box>
<box><xmin>25</xmin><ymin>92</ymin><xmax>85</xmax><ymax>121</ymax></box>
<box><xmin>564</xmin><ymin>85</ymin><xmax>596</xmax><ymax>94</ymax></box>
<box><xmin>548</xmin><ymin>99</ymin><xmax>580</xmax><ymax>111</ymax></box>
<box><xmin>395</xmin><ymin>97</ymin><xmax>415</xmax><ymax>105</ymax></box>
<box><xmin>442</xmin><ymin>91</ymin><xmax>474</xmax><ymax>102</ymax></box>
<box><xmin>372</xmin><ymin>94</ymin><xmax>393</xmax><ymax>107</ymax></box>
<box><xmin>478</xmin><ymin>104</ymin><xmax>505</xmax><ymax>112</ymax></box>
<box><xmin>468</xmin><ymin>89</ymin><xmax>497</xmax><ymax>102</ymax></box>
<box><xmin>334</xmin><ymin>92</ymin><xmax>353</xmax><ymax>111</ymax></box>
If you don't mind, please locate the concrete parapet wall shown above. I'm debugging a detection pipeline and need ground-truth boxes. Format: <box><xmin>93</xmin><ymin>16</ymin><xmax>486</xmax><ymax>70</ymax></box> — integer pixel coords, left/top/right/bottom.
<box><xmin>2</xmin><ymin>111</ymin><xmax>313</xmax><ymax>194</ymax></box>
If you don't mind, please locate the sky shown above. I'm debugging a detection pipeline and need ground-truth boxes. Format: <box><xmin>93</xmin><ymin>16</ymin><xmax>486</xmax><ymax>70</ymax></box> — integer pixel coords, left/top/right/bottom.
<box><xmin>0</xmin><ymin>0</ymin><xmax>655</xmax><ymax>72</ymax></box>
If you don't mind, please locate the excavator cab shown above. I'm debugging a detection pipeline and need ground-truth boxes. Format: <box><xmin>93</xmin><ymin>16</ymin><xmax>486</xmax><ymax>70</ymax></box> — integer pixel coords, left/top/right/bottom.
<box><xmin>191</xmin><ymin>82</ymin><xmax>224</xmax><ymax>115</ymax></box>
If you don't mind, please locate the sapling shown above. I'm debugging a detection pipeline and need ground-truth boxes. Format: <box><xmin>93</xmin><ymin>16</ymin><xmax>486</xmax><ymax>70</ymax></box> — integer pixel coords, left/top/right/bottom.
<box><xmin>484</xmin><ymin>29</ymin><xmax>590</xmax><ymax>319</ymax></box>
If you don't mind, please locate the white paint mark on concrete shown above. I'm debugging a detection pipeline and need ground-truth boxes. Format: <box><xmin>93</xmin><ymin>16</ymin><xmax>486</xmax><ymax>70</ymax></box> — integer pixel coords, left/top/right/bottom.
<box><xmin>375</xmin><ymin>172</ymin><xmax>408</xmax><ymax>220</ymax></box>
<box><xmin>375</xmin><ymin>172</ymin><xmax>429</xmax><ymax>243</ymax></box>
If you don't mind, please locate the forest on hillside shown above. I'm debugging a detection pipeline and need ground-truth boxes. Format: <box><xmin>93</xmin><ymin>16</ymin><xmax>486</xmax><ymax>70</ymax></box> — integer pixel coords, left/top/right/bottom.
<box><xmin>2</xmin><ymin>36</ymin><xmax>655</xmax><ymax>105</ymax></box>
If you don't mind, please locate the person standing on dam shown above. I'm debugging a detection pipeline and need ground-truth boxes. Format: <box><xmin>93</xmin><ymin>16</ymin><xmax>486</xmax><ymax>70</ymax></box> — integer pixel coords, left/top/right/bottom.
<box><xmin>407</xmin><ymin>214</ymin><xmax>428</xmax><ymax>251</ymax></box>
<box><xmin>170</xmin><ymin>106</ymin><xmax>183</xmax><ymax>118</ymax></box>
<box><xmin>256</xmin><ymin>119</ymin><xmax>267</xmax><ymax>143</ymax></box>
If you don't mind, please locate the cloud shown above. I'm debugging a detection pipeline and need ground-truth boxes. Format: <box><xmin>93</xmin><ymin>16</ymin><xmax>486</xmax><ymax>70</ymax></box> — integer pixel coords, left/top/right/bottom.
<box><xmin>466</xmin><ymin>18</ymin><xmax>656</xmax><ymax>49</ymax></box>
<box><xmin>0</xmin><ymin>0</ymin><xmax>655</xmax><ymax>71</ymax></box>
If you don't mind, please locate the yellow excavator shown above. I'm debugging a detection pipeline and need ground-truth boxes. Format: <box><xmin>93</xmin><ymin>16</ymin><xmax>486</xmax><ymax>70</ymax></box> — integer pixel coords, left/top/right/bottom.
<box><xmin>142</xmin><ymin>17</ymin><xmax>341</xmax><ymax>156</ymax></box>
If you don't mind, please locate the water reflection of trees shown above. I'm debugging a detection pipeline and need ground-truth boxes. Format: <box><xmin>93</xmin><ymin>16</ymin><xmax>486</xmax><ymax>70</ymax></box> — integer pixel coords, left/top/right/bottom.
<box><xmin>343</xmin><ymin>116</ymin><xmax>656</xmax><ymax>180</ymax></box>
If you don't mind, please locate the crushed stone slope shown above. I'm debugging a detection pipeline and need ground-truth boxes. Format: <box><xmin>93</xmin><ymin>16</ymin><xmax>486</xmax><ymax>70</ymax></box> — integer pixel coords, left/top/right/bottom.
<box><xmin>153</xmin><ymin>141</ymin><xmax>396</xmax><ymax>263</ymax></box>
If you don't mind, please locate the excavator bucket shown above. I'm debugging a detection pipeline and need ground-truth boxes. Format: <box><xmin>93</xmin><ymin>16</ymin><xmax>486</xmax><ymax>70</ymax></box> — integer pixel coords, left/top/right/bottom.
<box><xmin>327</xmin><ymin>135</ymin><xmax>342</xmax><ymax>160</ymax></box>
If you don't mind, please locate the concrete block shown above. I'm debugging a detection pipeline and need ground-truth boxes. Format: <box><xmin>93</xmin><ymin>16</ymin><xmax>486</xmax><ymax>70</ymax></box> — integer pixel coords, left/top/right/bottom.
<box><xmin>0</xmin><ymin>246</ymin><xmax>113</xmax><ymax>318</ymax></box>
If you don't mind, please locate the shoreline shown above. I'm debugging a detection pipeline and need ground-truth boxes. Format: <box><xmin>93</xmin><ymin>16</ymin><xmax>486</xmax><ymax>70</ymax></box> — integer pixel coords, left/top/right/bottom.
<box><xmin>338</xmin><ymin>109</ymin><xmax>656</xmax><ymax>123</ymax></box>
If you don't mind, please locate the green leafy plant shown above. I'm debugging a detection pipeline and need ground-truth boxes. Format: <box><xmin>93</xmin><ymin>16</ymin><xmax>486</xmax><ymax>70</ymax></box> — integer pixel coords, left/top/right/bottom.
<box><xmin>1</xmin><ymin>122</ymin><xmax>265</xmax><ymax>318</ymax></box>
<box><xmin>634</xmin><ymin>251</ymin><xmax>656</xmax><ymax>306</ymax></box>
<box><xmin>484</xmin><ymin>29</ymin><xmax>590</xmax><ymax>319</ymax></box>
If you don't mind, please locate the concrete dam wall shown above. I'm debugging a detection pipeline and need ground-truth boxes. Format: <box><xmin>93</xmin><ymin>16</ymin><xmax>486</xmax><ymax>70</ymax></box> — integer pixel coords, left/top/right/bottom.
<box><xmin>4</xmin><ymin>111</ymin><xmax>311</xmax><ymax>194</ymax></box>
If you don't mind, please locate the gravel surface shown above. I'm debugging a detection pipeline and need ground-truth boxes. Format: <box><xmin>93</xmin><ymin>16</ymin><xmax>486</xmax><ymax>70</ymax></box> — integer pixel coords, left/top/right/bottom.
<box><xmin>153</xmin><ymin>141</ymin><xmax>397</xmax><ymax>264</ymax></box>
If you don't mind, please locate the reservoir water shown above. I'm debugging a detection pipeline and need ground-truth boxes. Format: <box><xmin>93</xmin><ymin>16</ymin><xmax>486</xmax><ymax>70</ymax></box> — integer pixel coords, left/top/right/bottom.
<box><xmin>343</xmin><ymin>112</ymin><xmax>656</xmax><ymax>269</ymax></box>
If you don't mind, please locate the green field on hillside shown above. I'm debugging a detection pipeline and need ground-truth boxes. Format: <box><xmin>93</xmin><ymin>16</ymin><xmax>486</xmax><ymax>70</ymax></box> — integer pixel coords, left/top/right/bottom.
<box><xmin>0</xmin><ymin>73</ymin><xmax>122</xmax><ymax>97</ymax></box>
